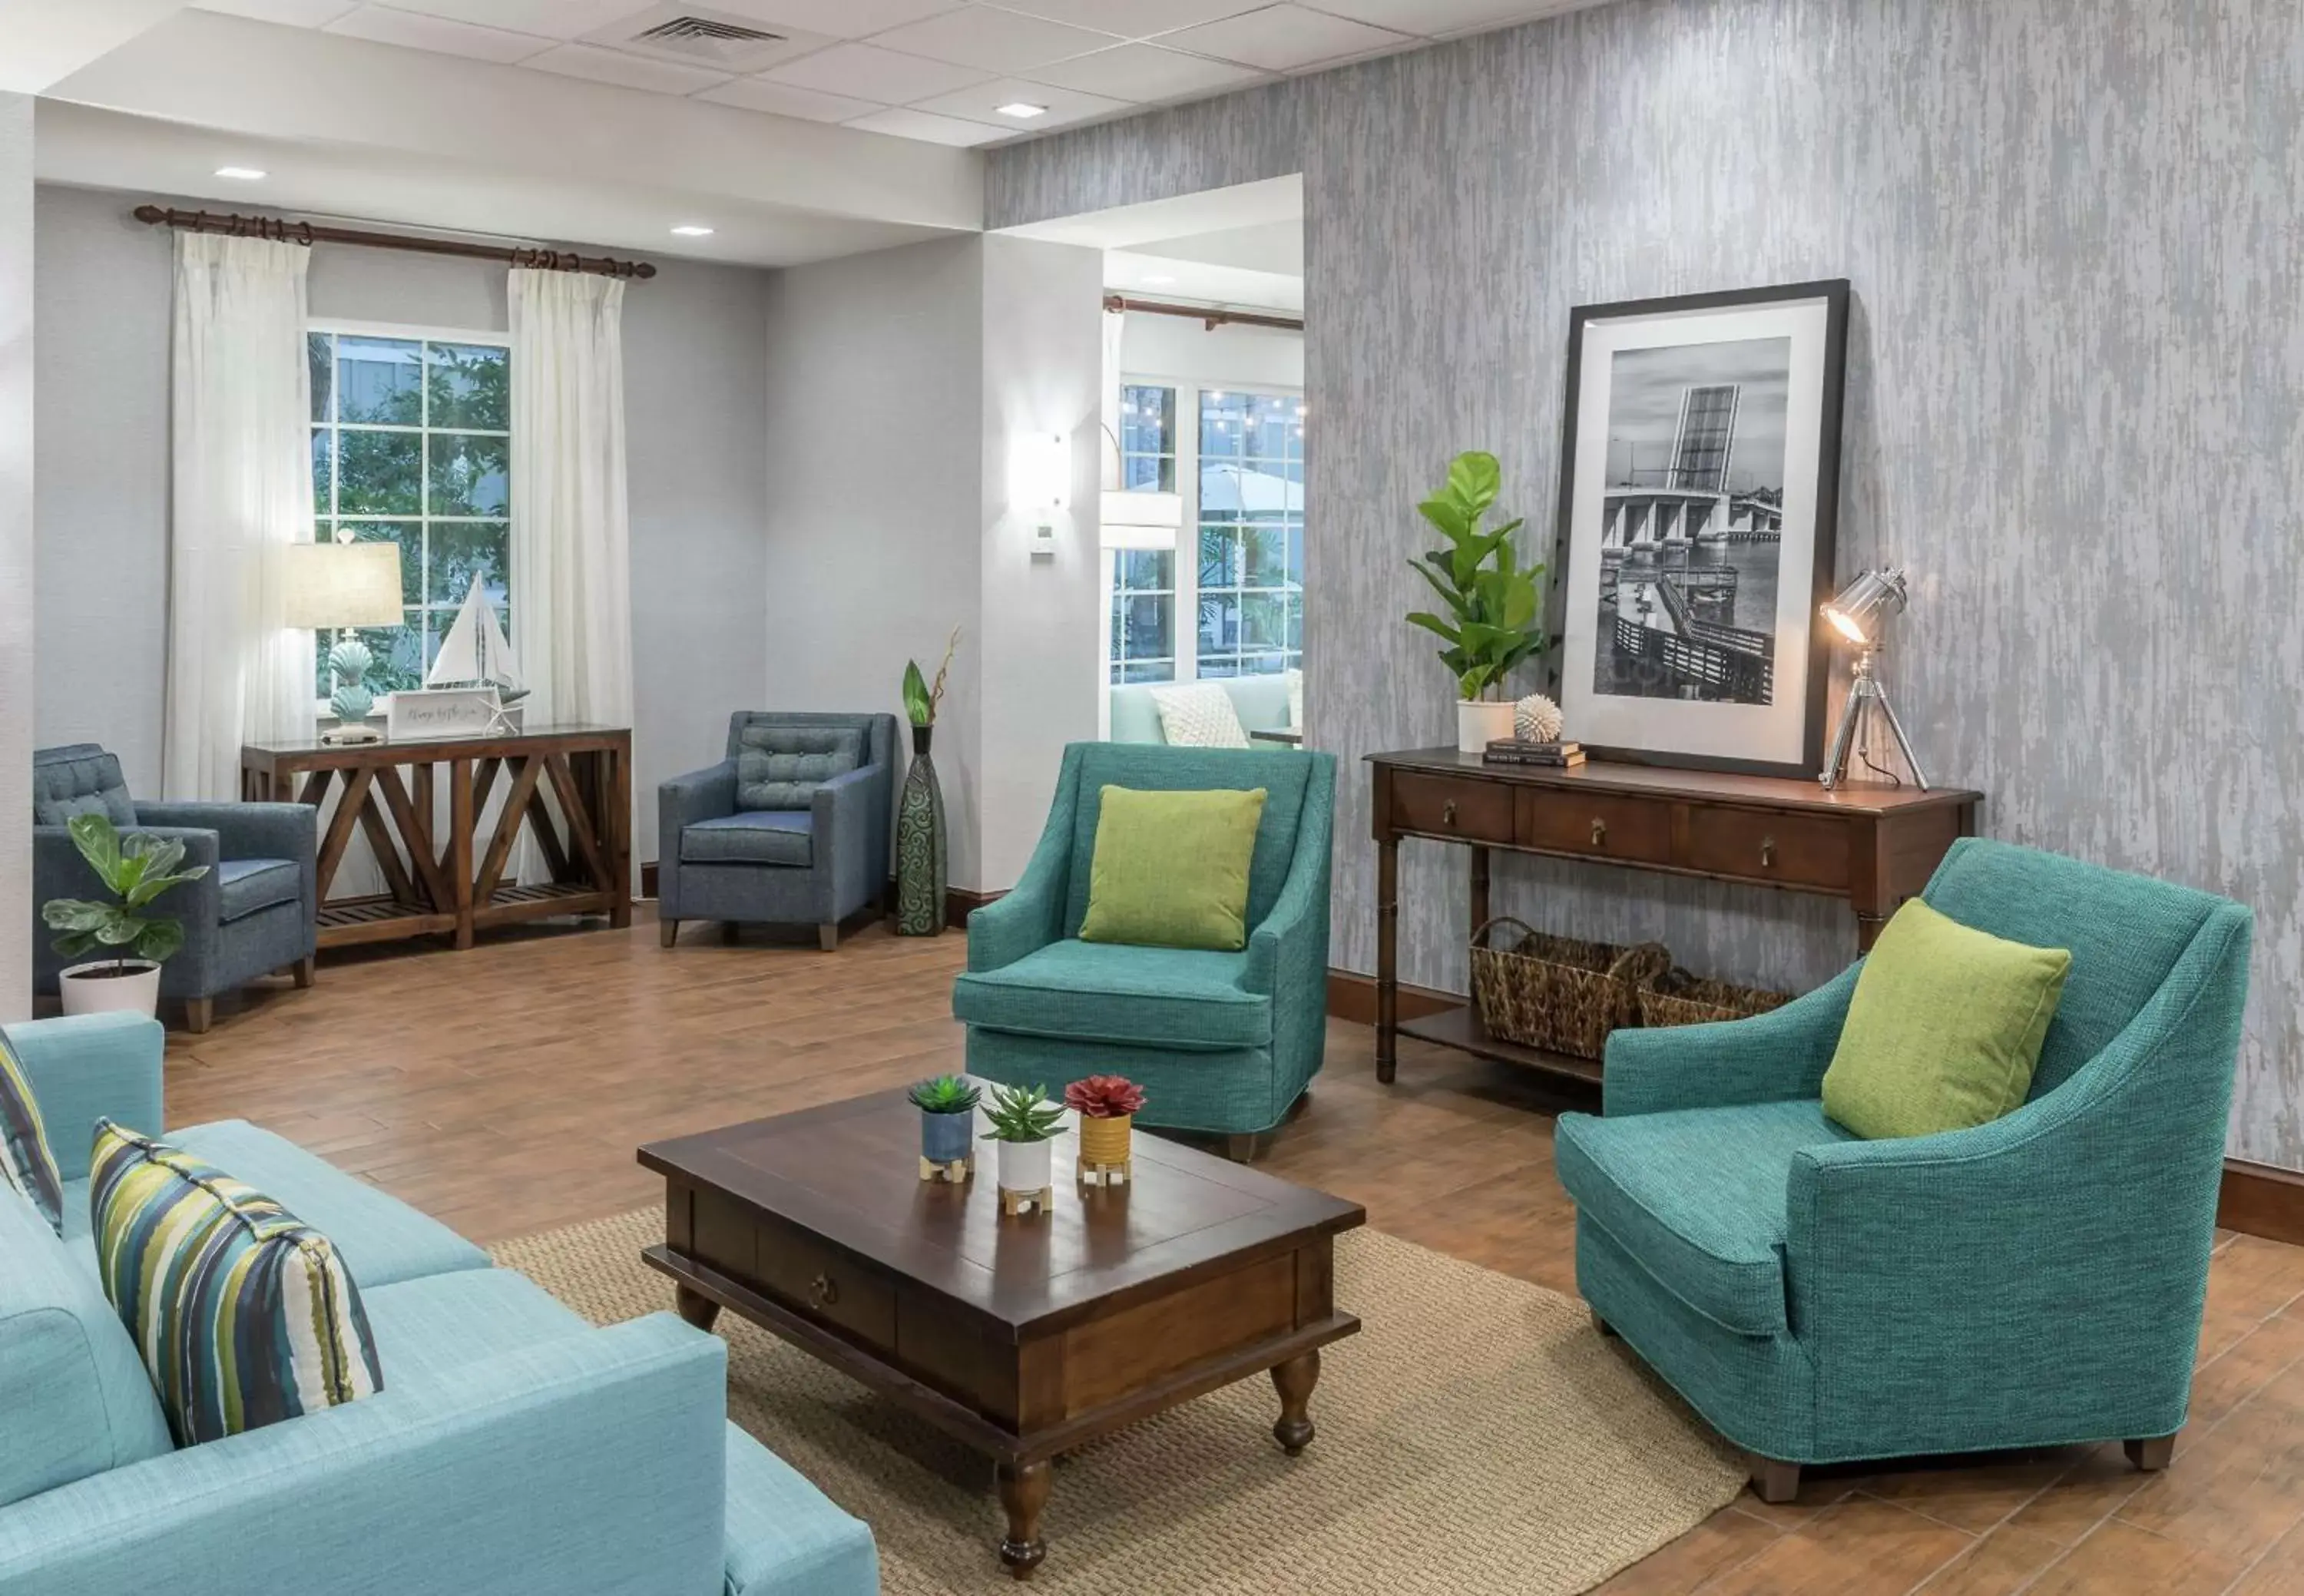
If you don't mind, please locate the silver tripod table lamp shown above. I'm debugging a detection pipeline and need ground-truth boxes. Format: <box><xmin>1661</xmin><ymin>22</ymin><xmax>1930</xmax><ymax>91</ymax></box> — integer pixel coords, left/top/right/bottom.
<box><xmin>1819</xmin><ymin>567</ymin><xmax>1929</xmax><ymax>791</ymax></box>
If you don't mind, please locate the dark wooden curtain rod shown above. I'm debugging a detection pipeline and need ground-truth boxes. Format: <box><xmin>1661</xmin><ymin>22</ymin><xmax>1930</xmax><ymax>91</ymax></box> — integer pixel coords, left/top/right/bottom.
<box><xmin>134</xmin><ymin>204</ymin><xmax>657</xmax><ymax>280</ymax></box>
<box><xmin>1103</xmin><ymin>293</ymin><xmax>1303</xmax><ymax>332</ymax></box>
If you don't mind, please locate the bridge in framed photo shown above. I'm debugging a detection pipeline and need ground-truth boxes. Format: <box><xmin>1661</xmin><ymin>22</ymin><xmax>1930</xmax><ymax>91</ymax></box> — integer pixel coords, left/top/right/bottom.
<box><xmin>1608</xmin><ymin>569</ymin><xmax>1776</xmax><ymax>704</ymax></box>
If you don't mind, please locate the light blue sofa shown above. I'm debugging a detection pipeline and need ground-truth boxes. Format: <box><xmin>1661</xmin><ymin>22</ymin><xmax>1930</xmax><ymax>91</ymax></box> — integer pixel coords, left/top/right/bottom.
<box><xmin>1555</xmin><ymin>839</ymin><xmax>2253</xmax><ymax>1502</ymax></box>
<box><xmin>954</xmin><ymin>740</ymin><xmax>1333</xmax><ymax>1157</ymax></box>
<box><xmin>1108</xmin><ymin>675</ymin><xmax>1293</xmax><ymax>743</ymax></box>
<box><xmin>0</xmin><ymin>1012</ymin><xmax>878</xmax><ymax>1596</ymax></box>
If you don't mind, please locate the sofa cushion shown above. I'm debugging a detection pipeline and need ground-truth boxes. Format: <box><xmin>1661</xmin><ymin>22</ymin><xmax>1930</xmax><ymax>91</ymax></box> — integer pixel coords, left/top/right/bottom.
<box><xmin>359</xmin><ymin>1267</ymin><xmax>594</xmax><ymax>1392</ymax></box>
<box><xmin>1554</xmin><ymin>1098</ymin><xmax>1855</xmax><ymax>1337</ymax></box>
<box><xmin>0</xmin><ymin>1182</ymin><xmax>174</xmax><ymax>1508</ymax></box>
<box><xmin>952</xmin><ymin>939</ymin><xmax>1271</xmax><ymax>1051</ymax></box>
<box><xmin>91</xmin><ymin>1120</ymin><xmax>384</xmax><ymax>1445</ymax></box>
<box><xmin>724</xmin><ymin>1424</ymin><xmax>879</xmax><ymax>1596</ymax></box>
<box><xmin>60</xmin><ymin>1119</ymin><xmax>489</xmax><ymax>1290</ymax></box>
<box><xmin>216</xmin><ymin>858</ymin><xmax>302</xmax><ymax>925</ymax></box>
<box><xmin>683</xmin><ymin>811</ymin><xmax>813</xmax><ymax>868</ymax></box>
<box><xmin>737</xmin><ymin>725</ymin><xmax>862</xmax><ymax>812</ymax></box>
<box><xmin>0</xmin><ymin>1030</ymin><xmax>65</xmax><ymax>1236</ymax></box>
<box><xmin>31</xmin><ymin>744</ymin><xmax>136</xmax><ymax>829</ymax></box>
<box><xmin>1081</xmin><ymin>786</ymin><xmax>1267</xmax><ymax>952</ymax></box>
<box><xmin>1147</xmin><ymin>682</ymin><xmax>1251</xmax><ymax>748</ymax></box>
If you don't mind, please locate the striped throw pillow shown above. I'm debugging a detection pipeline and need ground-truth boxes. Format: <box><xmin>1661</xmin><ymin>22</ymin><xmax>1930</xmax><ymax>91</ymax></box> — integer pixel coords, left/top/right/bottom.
<box><xmin>0</xmin><ymin>1031</ymin><xmax>63</xmax><ymax>1237</ymax></box>
<box><xmin>91</xmin><ymin>1120</ymin><xmax>384</xmax><ymax>1445</ymax></box>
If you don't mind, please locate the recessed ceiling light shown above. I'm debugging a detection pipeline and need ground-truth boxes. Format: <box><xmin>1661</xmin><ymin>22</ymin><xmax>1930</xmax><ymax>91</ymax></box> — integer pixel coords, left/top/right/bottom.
<box><xmin>995</xmin><ymin>101</ymin><xmax>1049</xmax><ymax>120</ymax></box>
<box><xmin>214</xmin><ymin>167</ymin><xmax>266</xmax><ymax>180</ymax></box>
<box><xmin>670</xmin><ymin>224</ymin><xmax>715</xmax><ymax>237</ymax></box>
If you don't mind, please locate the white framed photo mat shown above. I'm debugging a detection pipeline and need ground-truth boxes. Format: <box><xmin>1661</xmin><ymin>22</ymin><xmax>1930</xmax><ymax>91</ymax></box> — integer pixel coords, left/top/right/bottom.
<box><xmin>1549</xmin><ymin>280</ymin><xmax>1851</xmax><ymax>780</ymax></box>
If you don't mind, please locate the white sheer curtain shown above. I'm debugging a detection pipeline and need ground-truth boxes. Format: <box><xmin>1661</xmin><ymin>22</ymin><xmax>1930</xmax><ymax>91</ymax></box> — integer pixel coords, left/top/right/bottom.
<box><xmin>508</xmin><ymin>267</ymin><xmax>634</xmax><ymax>880</ymax></box>
<box><xmin>164</xmin><ymin>232</ymin><xmax>316</xmax><ymax>800</ymax></box>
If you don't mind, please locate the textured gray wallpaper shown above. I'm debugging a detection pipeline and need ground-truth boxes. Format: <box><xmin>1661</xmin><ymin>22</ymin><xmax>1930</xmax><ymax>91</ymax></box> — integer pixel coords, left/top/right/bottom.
<box><xmin>989</xmin><ymin>0</ymin><xmax>2304</xmax><ymax>1168</ymax></box>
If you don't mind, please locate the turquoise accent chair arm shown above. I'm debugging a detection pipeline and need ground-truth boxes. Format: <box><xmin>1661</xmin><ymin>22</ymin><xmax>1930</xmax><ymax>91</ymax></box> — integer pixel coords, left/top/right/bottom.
<box><xmin>967</xmin><ymin>749</ymin><xmax>1082</xmax><ymax>975</ymax></box>
<box><xmin>1782</xmin><ymin>905</ymin><xmax>2251</xmax><ymax>1453</ymax></box>
<box><xmin>0</xmin><ymin>1316</ymin><xmax>730</xmax><ymax>1596</ymax></box>
<box><xmin>1</xmin><ymin>1014</ymin><xmax>164</xmax><ymax>1181</ymax></box>
<box><xmin>1601</xmin><ymin>962</ymin><xmax>1861</xmax><ymax>1118</ymax></box>
<box><xmin>1243</xmin><ymin>773</ymin><xmax>1333</xmax><ymax>998</ymax></box>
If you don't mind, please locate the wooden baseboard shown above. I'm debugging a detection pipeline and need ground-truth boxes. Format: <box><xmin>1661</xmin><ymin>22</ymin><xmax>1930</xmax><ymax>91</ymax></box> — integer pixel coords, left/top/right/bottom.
<box><xmin>2220</xmin><ymin>1158</ymin><xmax>2304</xmax><ymax>1247</ymax></box>
<box><xmin>1324</xmin><ymin>968</ymin><xmax>1458</xmax><ymax>1026</ymax></box>
<box><xmin>947</xmin><ymin>888</ymin><xmax>1005</xmax><ymax>929</ymax></box>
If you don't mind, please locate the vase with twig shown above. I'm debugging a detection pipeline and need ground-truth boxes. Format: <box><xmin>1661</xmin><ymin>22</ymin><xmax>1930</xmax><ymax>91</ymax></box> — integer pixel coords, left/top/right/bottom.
<box><xmin>896</xmin><ymin>627</ymin><xmax>960</xmax><ymax>936</ymax></box>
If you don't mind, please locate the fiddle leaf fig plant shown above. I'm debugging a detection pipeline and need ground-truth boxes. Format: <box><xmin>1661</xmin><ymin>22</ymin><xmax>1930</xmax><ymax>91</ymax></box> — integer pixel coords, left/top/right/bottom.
<box><xmin>41</xmin><ymin>813</ymin><xmax>209</xmax><ymax>972</ymax></box>
<box><xmin>1405</xmin><ymin>450</ymin><xmax>1548</xmax><ymax>700</ymax></box>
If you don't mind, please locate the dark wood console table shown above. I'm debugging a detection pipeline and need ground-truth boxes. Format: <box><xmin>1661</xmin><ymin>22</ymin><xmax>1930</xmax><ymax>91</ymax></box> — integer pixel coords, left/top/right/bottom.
<box><xmin>1367</xmin><ymin>748</ymin><xmax>1982</xmax><ymax>1085</ymax></box>
<box><xmin>241</xmin><ymin>724</ymin><xmax>631</xmax><ymax>951</ymax></box>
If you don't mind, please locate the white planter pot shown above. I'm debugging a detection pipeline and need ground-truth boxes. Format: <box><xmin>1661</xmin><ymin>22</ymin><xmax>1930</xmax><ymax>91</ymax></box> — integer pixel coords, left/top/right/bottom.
<box><xmin>58</xmin><ymin>959</ymin><xmax>162</xmax><ymax>1019</ymax></box>
<box><xmin>995</xmin><ymin>1137</ymin><xmax>1054</xmax><ymax>1194</ymax></box>
<box><xmin>1456</xmin><ymin>698</ymin><xmax>1518</xmax><ymax>754</ymax></box>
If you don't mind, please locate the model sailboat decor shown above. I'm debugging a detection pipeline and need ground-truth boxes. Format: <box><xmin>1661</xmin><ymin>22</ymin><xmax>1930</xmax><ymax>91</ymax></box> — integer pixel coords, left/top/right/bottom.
<box><xmin>386</xmin><ymin>581</ymin><xmax>525</xmax><ymax>740</ymax></box>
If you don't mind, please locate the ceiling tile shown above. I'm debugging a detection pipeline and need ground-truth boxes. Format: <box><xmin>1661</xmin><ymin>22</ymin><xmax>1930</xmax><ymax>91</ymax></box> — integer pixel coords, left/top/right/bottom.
<box><xmin>380</xmin><ymin>0</ymin><xmax>657</xmax><ymax>40</ymax></box>
<box><xmin>869</xmin><ymin>7</ymin><xmax>1115</xmax><ymax>72</ymax></box>
<box><xmin>325</xmin><ymin>6</ymin><xmax>554</xmax><ymax>62</ymax></box>
<box><xmin>1311</xmin><ymin>0</ymin><xmax>1551</xmax><ymax>33</ymax></box>
<box><xmin>843</xmin><ymin>106</ymin><xmax>1011</xmax><ymax>145</ymax></box>
<box><xmin>521</xmin><ymin>41</ymin><xmax>737</xmax><ymax>91</ymax></box>
<box><xmin>993</xmin><ymin>0</ymin><xmax>1262</xmax><ymax>38</ymax></box>
<box><xmin>907</xmin><ymin>76</ymin><xmax>1131</xmax><ymax>129</ymax></box>
<box><xmin>690</xmin><ymin>0</ymin><xmax>965</xmax><ymax>38</ymax></box>
<box><xmin>762</xmin><ymin>41</ymin><xmax>989</xmax><ymax>102</ymax></box>
<box><xmin>1031</xmin><ymin>41</ymin><xmax>1268</xmax><ymax>101</ymax></box>
<box><xmin>697</xmin><ymin>77</ymin><xmax>882</xmax><ymax>120</ymax></box>
<box><xmin>192</xmin><ymin>0</ymin><xmax>360</xmax><ymax>25</ymax></box>
<box><xmin>1164</xmin><ymin>4</ymin><xmax>1410</xmax><ymax>69</ymax></box>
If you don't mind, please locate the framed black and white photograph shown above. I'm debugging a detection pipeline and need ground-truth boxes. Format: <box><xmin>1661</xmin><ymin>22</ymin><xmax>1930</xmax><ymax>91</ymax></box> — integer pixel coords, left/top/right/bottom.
<box><xmin>1549</xmin><ymin>280</ymin><xmax>1850</xmax><ymax>778</ymax></box>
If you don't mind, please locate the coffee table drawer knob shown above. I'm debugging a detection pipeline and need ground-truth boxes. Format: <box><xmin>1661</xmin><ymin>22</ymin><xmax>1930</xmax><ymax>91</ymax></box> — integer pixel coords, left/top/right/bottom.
<box><xmin>809</xmin><ymin>1272</ymin><xmax>839</xmax><ymax>1307</ymax></box>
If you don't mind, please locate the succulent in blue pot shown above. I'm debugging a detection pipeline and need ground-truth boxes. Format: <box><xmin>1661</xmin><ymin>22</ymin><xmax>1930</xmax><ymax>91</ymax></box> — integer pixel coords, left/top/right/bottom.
<box><xmin>909</xmin><ymin>1074</ymin><xmax>981</xmax><ymax>1180</ymax></box>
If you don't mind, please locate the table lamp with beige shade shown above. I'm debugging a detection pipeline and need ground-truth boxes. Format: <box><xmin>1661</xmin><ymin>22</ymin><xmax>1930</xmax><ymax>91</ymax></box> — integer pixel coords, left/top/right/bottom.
<box><xmin>283</xmin><ymin>538</ymin><xmax>403</xmax><ymax>746</ymax></box>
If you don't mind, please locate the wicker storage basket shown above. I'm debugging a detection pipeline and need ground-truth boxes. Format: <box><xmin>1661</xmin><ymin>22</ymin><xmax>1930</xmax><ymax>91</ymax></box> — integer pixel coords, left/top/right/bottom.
<box><xmin>1638</xmin><ymin>966</ymin><xmax>1793</xmax><ymax>1028</ymax></box>
<box><xmin>1470</xmin><ymin>918</ymin><xmax>1671</xmax><ymax>1061</ymax></box>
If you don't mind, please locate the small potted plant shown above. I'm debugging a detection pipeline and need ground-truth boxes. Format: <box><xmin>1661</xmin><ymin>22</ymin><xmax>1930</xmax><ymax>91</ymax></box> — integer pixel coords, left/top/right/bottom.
<box><xmin>1406</xmin><ymin>450</ymin><xmax>1548</xmax><ymax>753</ymax></box>
<box><xmin>42</xmin><ymin>813</ymin><xmax>210</xmax><ymax>1020</ymax></box>
<box><xmin>909</xmin><ymin>1074</ymin><xmax>982</xmax><ymax>1182</ymax></box>
<box><xmin>982</xmin><ymin>1083</ymin><xmax>1065</xmax><ymax>1216</ymax></box>
<box><xmin>1065</xmin><ymin>1075</ymin><xmax>1146</xmax><ymax>1187</ymax></box>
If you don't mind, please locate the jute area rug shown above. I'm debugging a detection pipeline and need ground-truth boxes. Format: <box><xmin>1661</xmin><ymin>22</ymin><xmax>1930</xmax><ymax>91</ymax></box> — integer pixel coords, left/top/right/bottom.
<box><xmin>493</xmin><ymin>1210</ymin><xmax>1741</xmax><ymax>1595</ymax></box>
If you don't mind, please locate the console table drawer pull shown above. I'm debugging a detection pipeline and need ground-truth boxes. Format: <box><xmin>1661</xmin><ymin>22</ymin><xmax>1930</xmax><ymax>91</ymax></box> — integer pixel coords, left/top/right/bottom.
<box><xmin>1761</xmin><ymin>837</ymin><xmax>1776</xmax><ymax>869</ymax></box>
<box><xmin>809</xmin><ymin>1272</ymin><xmax>839</xmax><ymax>1306</ymax></box>
<box><xmin>1442</xmin><ymin>800</ymin><xmax>1458</xmax><ymax>827</ymax></box>
<box><xmin>1591</xmin><ymin>818</ymin><xmax>1607</xmax><ymax>847</ymax></box>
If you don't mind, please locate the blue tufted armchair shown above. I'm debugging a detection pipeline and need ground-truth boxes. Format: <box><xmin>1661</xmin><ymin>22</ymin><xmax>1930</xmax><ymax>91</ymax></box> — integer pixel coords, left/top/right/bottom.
<box><xmin>1554</xmin><ymin>838</ymin><xmax>2253</xmax><ymax>1504</ymax></box>
<box><xmin>31</xmin><ymin>744</ymin><xmax>319</xmax><ymax>1033</ymax></box>
<box><xmin>657</xmin><ymin>713</ymin><xmax>897</xmax><ymax>951</ymax></box>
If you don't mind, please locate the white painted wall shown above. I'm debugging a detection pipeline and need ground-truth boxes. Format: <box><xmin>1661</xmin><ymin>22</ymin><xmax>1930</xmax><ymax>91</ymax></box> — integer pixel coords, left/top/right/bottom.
<box><xmin>1117</xmin><ymin>312</ymin><xmax>1303</xmax><ymax>394</ymax></box>
<box><xmin>0</xmin><ymin>95</ymin><xmax>31</xmax><ymax>1016</ymax></box>
<box><xmin>977</xmin><ymin>234</ymin><xmax>1104</xmax><ymax>890</ymax></box>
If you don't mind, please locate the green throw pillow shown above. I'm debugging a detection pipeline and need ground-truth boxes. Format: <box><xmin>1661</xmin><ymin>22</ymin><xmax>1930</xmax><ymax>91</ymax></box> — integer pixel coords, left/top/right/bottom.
<box><xmin>1080</xmin><ymin>785</ymin><xmax>1267</xmax><ymax>952</ymax></box>
<box><xmin>1822</xmin><ymin>899</ymin><xmax>2072</xmax><ymax>1141</ymax></box>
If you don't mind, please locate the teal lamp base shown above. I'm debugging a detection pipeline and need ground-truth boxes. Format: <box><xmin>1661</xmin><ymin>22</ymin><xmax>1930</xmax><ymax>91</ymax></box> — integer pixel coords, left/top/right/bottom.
<box><xmin>322</xmin><ymin>638</ymin><xmax>385</xmax><ymax>745</ymax></box>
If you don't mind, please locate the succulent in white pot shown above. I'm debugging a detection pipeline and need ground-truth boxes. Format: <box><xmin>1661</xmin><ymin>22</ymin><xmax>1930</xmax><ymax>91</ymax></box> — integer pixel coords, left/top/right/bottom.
<box><xmin>43</xmin><ymin>813</ymin><xmax>209</xmax><ymax>1020</ymax></box>
<box><xmin>1405</xmin><ymin>452</ymin><xmax>1550</xmax><ymax>753</ymax></box>
<box><xmin>982</xmin><ymin>1084</ymin><xmax>1064</xmax><ymax>1209</ymax></box>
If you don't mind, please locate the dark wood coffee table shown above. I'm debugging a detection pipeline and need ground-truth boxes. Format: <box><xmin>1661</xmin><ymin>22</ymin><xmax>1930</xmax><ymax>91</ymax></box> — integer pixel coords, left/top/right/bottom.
<box><xmin>637</xmin><ymin>1085</ymin><xmax>1364</xmax><ymax>1578</ymax></box>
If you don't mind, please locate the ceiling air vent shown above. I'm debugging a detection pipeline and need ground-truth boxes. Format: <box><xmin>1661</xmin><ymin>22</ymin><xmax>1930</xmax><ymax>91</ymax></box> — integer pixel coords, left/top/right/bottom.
<box><xmin>587</xmin><ymin>5</ymin><xmax>823</xmax><ymax>73</ymax></box>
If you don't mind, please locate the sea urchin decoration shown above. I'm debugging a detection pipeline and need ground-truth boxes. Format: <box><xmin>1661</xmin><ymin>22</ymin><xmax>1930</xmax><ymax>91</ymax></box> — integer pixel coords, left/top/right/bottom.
<box><xmin>1514</xmin><ymin>693</ymin><xmax>1564</xmax><ymax>743</ymax></box>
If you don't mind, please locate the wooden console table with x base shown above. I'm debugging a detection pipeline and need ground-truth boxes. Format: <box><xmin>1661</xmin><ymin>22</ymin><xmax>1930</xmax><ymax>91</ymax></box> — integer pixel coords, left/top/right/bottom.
<box><xmin>240</xmin><ymin>724</ymin><xmax>631</xmax><ymax>951</ymax></box>
<box><xmin>1368</xmin><ymin>748</ymin><xmax>1982</xmax><ymax>1087</ymax></box>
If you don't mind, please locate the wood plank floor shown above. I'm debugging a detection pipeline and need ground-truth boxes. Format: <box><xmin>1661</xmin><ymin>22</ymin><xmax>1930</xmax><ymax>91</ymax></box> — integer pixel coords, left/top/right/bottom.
<box><xmin>162</xmin><ymin>912</ymin><xmax>2304</xmax><ymax>1595</ymax></box>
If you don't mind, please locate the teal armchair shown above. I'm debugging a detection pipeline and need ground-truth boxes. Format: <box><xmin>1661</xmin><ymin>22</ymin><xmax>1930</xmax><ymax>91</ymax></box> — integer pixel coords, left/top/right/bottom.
<box><xmin>953</xmin><ymin>741</ymin><xmax>1334</xmax><ymax>1154</ymax></box>
<box><xmin>1554</xmin><ymin>839</ymin><xmax>2253</xmax><ymax>1502</ymax></box>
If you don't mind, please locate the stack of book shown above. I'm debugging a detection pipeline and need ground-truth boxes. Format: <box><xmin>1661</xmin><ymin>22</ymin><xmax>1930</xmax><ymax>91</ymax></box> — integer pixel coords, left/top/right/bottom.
<box><xmin>1485</xmin><ymin>739</ymin><xmax>1586</xmax><ymax>768</ymax></box>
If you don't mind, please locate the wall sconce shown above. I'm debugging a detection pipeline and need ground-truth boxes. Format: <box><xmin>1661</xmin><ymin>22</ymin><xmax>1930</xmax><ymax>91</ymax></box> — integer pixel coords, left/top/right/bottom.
<box><xmin>1014</xmin><ymin>430</ymin><xmax>1068</xmax><ymax>559</ymax></box>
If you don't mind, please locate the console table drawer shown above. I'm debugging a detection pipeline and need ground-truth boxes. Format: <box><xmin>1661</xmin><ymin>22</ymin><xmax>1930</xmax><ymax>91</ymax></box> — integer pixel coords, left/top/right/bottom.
<box><xmin>752</xmin><ymin>1217</ymin><xmax>898</xmax><ymax>1352</ymax></box>
<box><xmin>1516</xmin><ymin>790</ymin><xmax>1673</xmax><ymax>865</ymax></box>
<box><xmin>1680</xmin><ymin>808</ymin><xmax>1850</xmax><ymax>890</ymax></box>
<box><xmin>1389</xmin><ymin>772</ymin><xmax>1514</xmax><ymax>843</ymax></box>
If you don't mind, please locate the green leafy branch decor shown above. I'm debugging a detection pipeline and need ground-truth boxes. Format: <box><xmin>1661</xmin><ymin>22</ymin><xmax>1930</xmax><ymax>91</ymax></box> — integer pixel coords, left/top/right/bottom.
<box><xmin>41</xmin><ymin>813</ymin><xmax>210</xmax><ymax>972</ymax></box>
<box><xmin>907</xmin><ymin>1075</ymin><xmax>982</xmax><ymax>1115</ymax></box>
<box><xmin>981</xmin><ymin>1083</ymin><xmax>1065</xmax><ymax>1144</ymax></box>
<box><xmin>902</xmin><ymin>627</ymin><xmax>962</xmax><ymax>727</ymax></box>
<box><xmin>1406</xmin><ymin>450</ymin><xmax>1548</xmax><ymax>700</ymax></box>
